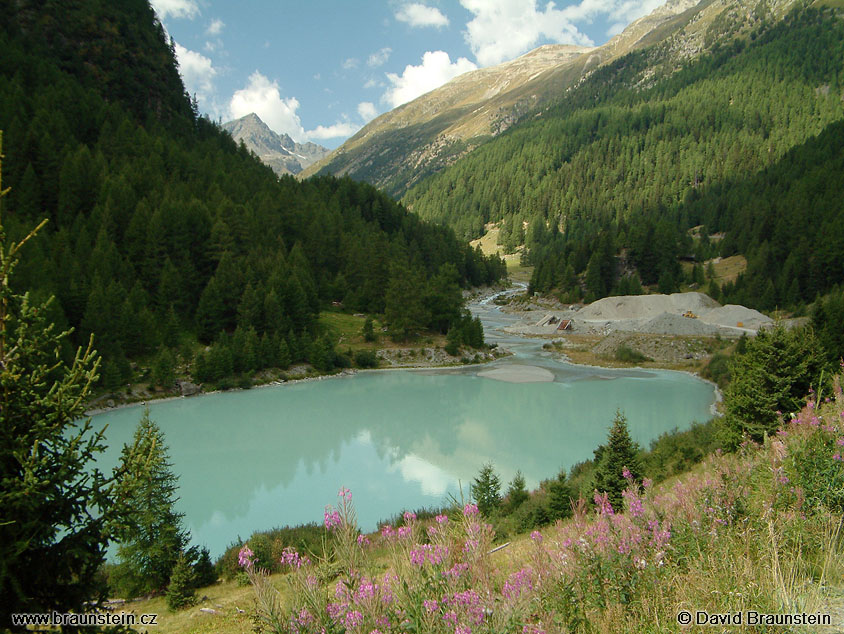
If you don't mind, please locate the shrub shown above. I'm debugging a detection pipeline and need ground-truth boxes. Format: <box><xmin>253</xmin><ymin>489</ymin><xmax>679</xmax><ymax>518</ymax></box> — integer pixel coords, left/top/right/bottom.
<box><xmin>353</xmin><ymin>349</ymin><xmax>378</xmax><ymax>368</ymax></box>
<box><xmin>614</xmin><ymin>345</ymin><xmax>652</xmax><ymax>364</ymax></box>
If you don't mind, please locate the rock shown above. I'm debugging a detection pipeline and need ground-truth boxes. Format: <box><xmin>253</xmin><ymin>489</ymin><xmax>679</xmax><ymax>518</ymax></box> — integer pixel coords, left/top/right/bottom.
<box><xmin>106</xmin><ymin>399</ymin><xmax>115</xmax><ymax>408</ymax></box>
<box><xmin>177</xmin><ymin>380</ymin><xmax>201</xmax><ymax>396</ymax></box>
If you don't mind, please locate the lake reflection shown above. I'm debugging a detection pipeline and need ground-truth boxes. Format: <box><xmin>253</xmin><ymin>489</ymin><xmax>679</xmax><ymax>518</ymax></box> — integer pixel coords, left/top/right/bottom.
<box><xmin>92</xmin><ymin>365</ymin><xmax>714</xmax><ymax>557</ymax></box>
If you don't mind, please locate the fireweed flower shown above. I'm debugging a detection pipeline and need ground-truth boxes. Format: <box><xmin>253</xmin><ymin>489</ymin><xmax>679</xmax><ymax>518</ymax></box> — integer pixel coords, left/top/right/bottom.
<box><xmin>463</xmin><ymin>503</ymin><xmax>479</xmax><ymax>516</ymax></box>
<box><xmin>324</xmin><ymin>505</ymin><xmax>342</xmax><ymax>530</ymax></box>
<box><xmin>403</xmin><ymin>510</ymin><xmax>417</xmax><ymax>522</ymax></box>
<box><xmin>435</xmin><ymin>514</ymin><xmax>449</xmax><ymax>525</ymax></box>
<box><xmin>530</xmin><ymin>530</ymin><xmax>543</xmax><ymax>543</ymax></box>
<box><xmin>238</xmin><ymin>545</ymin><xmax>254</xmax><ymax>569</ymax></box>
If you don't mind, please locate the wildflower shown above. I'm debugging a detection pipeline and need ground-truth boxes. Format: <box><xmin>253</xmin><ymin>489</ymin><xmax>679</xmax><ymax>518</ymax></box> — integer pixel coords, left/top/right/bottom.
<box><xmin>397</xmin><ymin>525</ymin><xmax>412</xmax><ymax>539</ymax></box>
<box><xmin>502</xmin><ymin>568</ymin><xmax>534</xmax><ymax>600</ymax></box>
<box><xmin>833</xmin><ymin>453</ymin><xmax>843</xmax><ymax>462</ymax></box>
<box><xmin>463</xmin><ymin>503</ymin><xmax>479</xmax><ymax>516</ymax></box>
<box><xmin>380</xmin><ymin>524</ymin><xmax>394</xmax><ymax>539</ymax></box>
<box><xmin>324</xmin><ymin>505</ymin><xmax>342</xmax><ymax>530</ymax></box>
<box><xmin>238</xmin><ymin>545</ymin><xmax>254</xmax><ymax>569</ymax></box>
<box><xmin>280</xmin><ymin>546</ymin><xmax>308</xmax><ymax>569</ymax></box>
<box><xmin>339</xmin><ymin>486</ymin><xmax>352</xmax><ymax>500</ymax></box>
<box><xmin>837</xmin><ymin>437</ymin><xmax>844</xmax><ymax>446</ymax></box>
<box><xmin>344</xmin><ymin>610</ymin><xmax>364</xmax><ymax>629</ymax></box>
<box><xmin>435</xmin><ymin>514</ymin><xmax>449</xmax><ymax>525</ymax></box>
<box><xmin>357</xmin><ymin>534</ymin><xmax>371</xmax><ymax>547</ymax></box>
<box><xmin>455</xmin><ymin>626</ymin><xmax>472</xmax><ymax>634</ymax></box>
<box><xmin>530</xmin><ymin>530</ymin><xmax>543</xmax><ymax>543</ymax></box>
<box><xmin>403</xmin><ymin>510</ymin><xmax>417</xmax><ymax>522</ymax></box>
<box><xmin>423</xmin><ymin>599</ymin><xmax>439</xmax><ymax>613</ymax></box>
<box><xmin>427</xmin><ymin>525</ymin><xmax>438</xmax><ymax>537</ymax></box>
<box><xmin>622</xmin><ymin>467</ymin><xmax>632</xmax><ymax>481</ymax></box>
<box><xmin>593</xmin><ymin>491</ymin><xmax>614</xmax><ymax>516</ymax></box>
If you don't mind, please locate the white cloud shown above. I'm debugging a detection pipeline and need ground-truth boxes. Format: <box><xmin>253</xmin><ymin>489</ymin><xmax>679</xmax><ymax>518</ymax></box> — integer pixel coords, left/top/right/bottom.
<box><xmin>395</xmin><ymin>3</ymin><xmax>450</xmax><ymax>28</ymax></box>
<box><xmin>384</xmin><ymin>50</ymin><xmax>477</xmax><ymax>108</ymax></box>
<box><xmin>460</xmin><ymin>0</ymin><xmax>671</xmax><ymax>66</ymax></box>
<box><xmin>306</xmin><ymin>119</ymin><xmax>361</xmax><ymax>140</ymax></box>
<box><xmin>342</xmin><ymin>57</ymin><xmax>359</xmax><ymax>70</ymax></box>
<box><xmin>229</xmin><ymin>72</ymin><xmax>307</xmax><ymax>141</ymax></box>
<box><xmin>206</xmin><ymin>18</ymin><xmax>224</xmax><ymax>35</ymax></box>
<box><xmin>358</xmin><ymin>102</ymin><xmax>378</xmax><ymax>121</ymax></box>
<box><xmin>174</xmin><ymin>43</ymin><xmax>216</xmax><ymax>103</ymax></box>
<box><xmin>364</xmin><ymin>78</ymin><xmax>379</xmax><ymax>89</ymax></box>
<box><xmin>461</xmin><ymin>0</ymin><xmax>592</xmax><ymax>67</ymax></box>
<box><xmin>150</xmin><ymin>0</ymin><xmax>199</xmax><ymax>20</ymax></box>
<box><xmin>367</xmin><ymin>47</ymin><xmax>392</xmax><ymax>68</ymax></box>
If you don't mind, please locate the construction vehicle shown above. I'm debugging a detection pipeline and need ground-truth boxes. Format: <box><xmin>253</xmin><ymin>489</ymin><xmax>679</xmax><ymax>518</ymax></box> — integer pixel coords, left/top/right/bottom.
<box><xmin>682</xmin><ymin>310</ymin><xmax>698</xmax><ymax>319</ymax></box>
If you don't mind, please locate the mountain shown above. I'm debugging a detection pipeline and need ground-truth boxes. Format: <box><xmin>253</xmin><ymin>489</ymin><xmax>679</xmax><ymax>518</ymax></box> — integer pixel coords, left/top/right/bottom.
<box><xmin>0</xmin><ymin>0</ymin><xmax>505</xmax><ymax>394</ymax></box>
<box><xmin>400</xmin><ymin>1</ymin><xmax>844</xmax><ymax>314</ymax></box>
<box><xmin>222</xmin><ymin>113</ymin><xmax>329</xmax><ymax>175</ymax></box>
<box><xmin>302</xmin><ymin>0</ymin><xmax>762</xmax><ymax>197</ymax></box>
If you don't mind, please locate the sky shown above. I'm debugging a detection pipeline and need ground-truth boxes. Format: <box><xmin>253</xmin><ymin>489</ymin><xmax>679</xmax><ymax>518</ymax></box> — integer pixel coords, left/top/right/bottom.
<box><xmin>153</xmin><ymin>0</ymin><xmax>666</xmax><ymax>148</ymax></box>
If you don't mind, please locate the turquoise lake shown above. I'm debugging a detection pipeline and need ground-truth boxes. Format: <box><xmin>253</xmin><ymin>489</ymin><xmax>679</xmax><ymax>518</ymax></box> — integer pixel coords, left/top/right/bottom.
<box><xmin>90</xmin><ymin>290</ymin><xmax>716</xmax><ymax>557</ymax></box>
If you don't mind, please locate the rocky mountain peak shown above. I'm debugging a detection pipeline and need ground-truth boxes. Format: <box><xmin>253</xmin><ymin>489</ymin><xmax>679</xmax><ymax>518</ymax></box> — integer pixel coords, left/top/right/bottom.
<box><xmin>222</xmin><ymin>113</ymin><xmax>329</xmax><ymax>176</ymax></box>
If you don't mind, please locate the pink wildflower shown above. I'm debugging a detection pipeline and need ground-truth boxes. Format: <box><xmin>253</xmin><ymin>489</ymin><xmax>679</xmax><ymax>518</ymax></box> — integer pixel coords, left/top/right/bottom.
<box><xmin>397</xmin><ymin>525</ymin><xmax>412</xmax><ymax>539</ymax></box>
<box><xmin>238</xmin><ymin>545</ymin><xmax>254</xmax><ymax>569</ymax></box>
<box><xmin>423</xmin><ymin>599</ymin><xmax>439</xmax><ymax>613</ymax></box>
<box><xmin>380</xmin><ymin>524</ymin><xmax>394</xmax><ymax>539</ymax></box>
<box><xmin>344</xmin><ymin>610</ymin><xmax>363</xmax><ymax>629</ymax></box>
<box><xmin>338</xmin><ymin>486</ymin><xmax>352</xmax><ymax>500</ymax></box>
<box><xmin>463</xmin><ymin>503</ymin><xmax>479</xmax><ymax>516</ymax></box>
<box><xmin>530</xmin><ymin>530</ymin><xmax>543</xmax><ymax>543</ymax></box>
<box><xmin>403</xmin><ymin>510</ymin><xmax>417</xmax><ymax>522</ymax></box>
<box><xmin>324</xmin><ymin>506</ymin><xmax>342</xmax><ymax>530</ymax></box>
<box><xmin>435</xmin><ymin>514</ymin><xmax>449</xmax><ymax>525</ymax></box>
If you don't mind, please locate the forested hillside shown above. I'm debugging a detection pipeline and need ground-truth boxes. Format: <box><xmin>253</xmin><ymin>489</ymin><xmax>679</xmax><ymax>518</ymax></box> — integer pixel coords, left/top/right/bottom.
<box><xmin>403</xmin><ymin>6</ymin><xmax>844</xmax><ymax>311</ymax></box>
<box><xmin>0</xmin><ymin>0</ymin><xmax>504</xmax><ymax>389</ymax></box>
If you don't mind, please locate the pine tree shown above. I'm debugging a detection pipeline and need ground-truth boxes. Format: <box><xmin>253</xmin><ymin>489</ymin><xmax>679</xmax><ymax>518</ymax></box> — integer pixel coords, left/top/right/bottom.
<box><xmin>113</xmin><ymin>409</ymin><xmax>190</xmax><ymax>597</ymax></box>
<box><xmin>471</xmin><ymin>462</ymin><xmax>502</xmax><ymax>517</ymax></box>
<box><xmin>723</xmin><ymin>324</ymin><xmax>827</xmax><ymax>448</ymax></box>
<box><xmin>505</xmin><ymin>470</ymin><xmax>529</xmax><ymax>513</ymax></box>
<box><xmin>0</xmin><ymin>133</ymin><xmax>123</xmax><ymax>621</ymax></box>
<box><xmin>593</xmin><ymin>411</ymin><xmax>642</xmax><ymax>512</ymax></box>
<box><xmin>547</xmin><ymin>468</ymin><xmax>575</xmax><ymax>521</ymax></box>
<box><xmin>166</xmin><ymin>553</ymin><xmax>197</xmax><ymax>611</ymax></box>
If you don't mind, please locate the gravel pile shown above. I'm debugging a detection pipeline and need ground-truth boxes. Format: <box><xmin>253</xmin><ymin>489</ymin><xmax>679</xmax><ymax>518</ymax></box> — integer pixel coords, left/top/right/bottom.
<box><xmin>577</xmin><ymin>292</ymin><xmax>720</xmax><ymax>321</ymax></box>
<box><xmin>698</xmin><ymin>305</ymin><xmax>773</xmax><ymax>330</ymax></box>
<box><xmin>636</xmin><ymin>312</ymin><xmax>721</xmax><ymax>336</ymax></box>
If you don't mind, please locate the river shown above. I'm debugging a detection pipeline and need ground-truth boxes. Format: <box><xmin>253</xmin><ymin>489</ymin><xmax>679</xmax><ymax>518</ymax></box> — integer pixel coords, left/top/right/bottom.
<box><xmin>91</xmin><ymin>285</ymin><xmax>715</xmax><ymax>557</ymax></box>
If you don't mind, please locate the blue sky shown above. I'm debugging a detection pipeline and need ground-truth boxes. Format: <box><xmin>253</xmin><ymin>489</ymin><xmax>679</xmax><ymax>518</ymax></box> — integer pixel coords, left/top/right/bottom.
<box><xmin>153</xmin><ymin>0</ymin><xmax>665</xmax><ymax>148</ymax></box>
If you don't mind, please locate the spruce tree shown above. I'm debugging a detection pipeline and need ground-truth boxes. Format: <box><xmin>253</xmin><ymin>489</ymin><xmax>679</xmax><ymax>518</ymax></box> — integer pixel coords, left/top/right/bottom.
<box><xmin>471</xmin><ymin>462</ymin><xmax>502</xmax><ymax>517</ymax></box>
<box><xmin>547</xmin><ymin>469</ymin><xmax>574</xmax><ymax>521</ymax></box>
<box><xmin>0</xmin><ymin>133</ymin><xmax>123</xmax><ymax>621</ymax></box>
<box><xmin>593</xmin><ymin>411</ymin><xmax>642</xmax><ymax>512</ymax></box>
<box><xmin>166</xmin><ymin>553</ymin><xmax>197</xmax><ymax>611</ymax></box>
<box><xmin>505</xmin><ymin>470</ymin><xmax>529</xmax><ymax>513</ymax></box>
<box><xmin>113</xmin><ymin>409</ymin><xmax>190</xmax><ymax>597</ymax></box>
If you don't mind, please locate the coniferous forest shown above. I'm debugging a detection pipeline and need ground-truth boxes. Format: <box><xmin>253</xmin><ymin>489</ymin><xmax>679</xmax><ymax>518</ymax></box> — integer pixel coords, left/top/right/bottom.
<box><xmin>0</xmin><ymin>0</ymin><xmax>505</xmax><ymax>390</ymax></box>
<box><xmin>403</xmin><ymin>7</ymin><xmax>844</xmax><ymax>318</ymax></box>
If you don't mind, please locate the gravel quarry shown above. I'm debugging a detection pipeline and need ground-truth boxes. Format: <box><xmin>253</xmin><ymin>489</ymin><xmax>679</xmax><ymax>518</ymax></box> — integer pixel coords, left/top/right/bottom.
<box><xmin>504</xmin><ymin>292</ymin><xmax>773</xmax><ymax>338</ymax></box>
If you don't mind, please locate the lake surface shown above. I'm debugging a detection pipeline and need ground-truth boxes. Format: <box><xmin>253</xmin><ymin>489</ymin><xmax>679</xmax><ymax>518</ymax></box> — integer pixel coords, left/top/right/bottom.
<box><xmin>90</xmin><ymin>287</ymin><xmax>715</xmax><ymax>557</ymax></box>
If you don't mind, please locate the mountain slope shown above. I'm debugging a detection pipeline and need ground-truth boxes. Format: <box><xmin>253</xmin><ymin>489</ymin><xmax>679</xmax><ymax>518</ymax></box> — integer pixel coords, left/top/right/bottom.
<box><xmin>399</xmin><ymin>3</ymin><xmax>844</xmax><ymax>313</ymax></box>
<box><xmin>0</xmin><ymin>0</ymin><xmax>505</xmax><ymax>392</ymax></box>
<box><xmin>303</xmin><ymin>0</ymin><xmax>786</xmax><ymax>197</ymax></box>
<box><xmin>222</xmin><ymin>113</ymin><xmax>329</xmax><ymax>176</ymax></box>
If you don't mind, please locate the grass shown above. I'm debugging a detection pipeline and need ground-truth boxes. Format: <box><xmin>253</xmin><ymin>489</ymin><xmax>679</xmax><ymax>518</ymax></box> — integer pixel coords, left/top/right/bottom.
<box><xmin>707</xmin><ymin>254</ymin><xmax>748</xmax><ymax>285</ymax></box>
<box><xmin>317</xmin><ymin>311</ymin><xmax>371</xmax><ymax>346</ymax></box>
